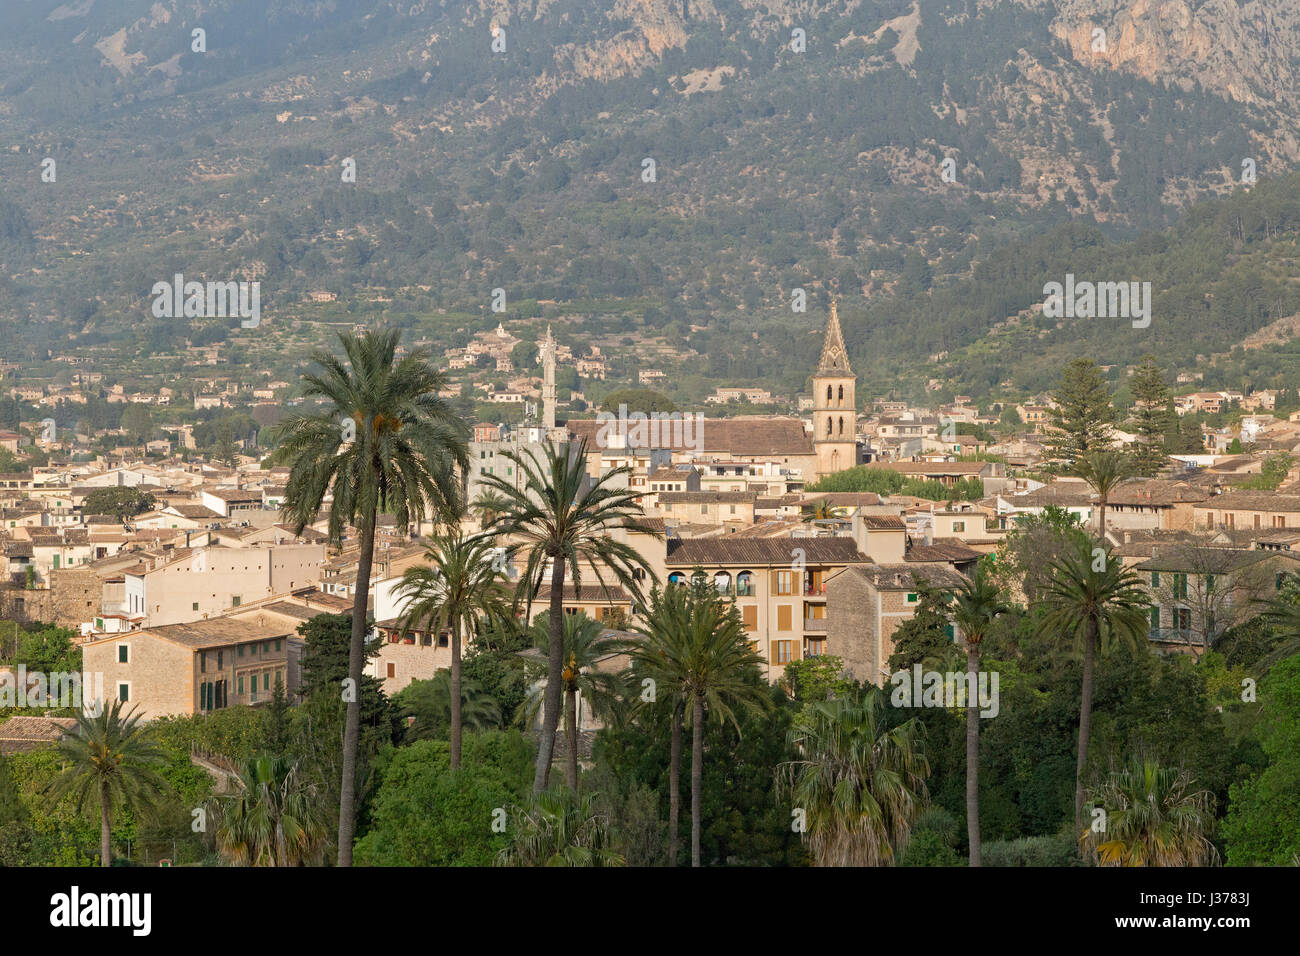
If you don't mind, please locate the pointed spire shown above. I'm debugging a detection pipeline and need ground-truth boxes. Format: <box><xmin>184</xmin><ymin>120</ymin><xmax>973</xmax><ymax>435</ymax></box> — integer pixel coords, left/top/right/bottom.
<box><xmin>817</xmin><ymin>299</ymin><xmax>853</xmax><ymax>375</ymax></box>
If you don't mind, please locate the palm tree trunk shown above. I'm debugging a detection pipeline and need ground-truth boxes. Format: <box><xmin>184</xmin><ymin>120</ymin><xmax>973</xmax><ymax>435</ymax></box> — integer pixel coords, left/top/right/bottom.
<box><xmin>449</xmin><ymin>610</ymin><xmax>462</xmax><ymax>771</ymax></box>
<box><xmin>100</xmin><ymin>780</ymin><xmax>112</xmax><ymax>867</ymax></box>
<box><xmin>532</xmin><ymin>555</ymin><xmax>567</xmax><ymax>794</ymax></box>
<box><xmin>691</xmin><ymin>695</ymin><xmax>704</xmax><ymax>868</ymax></box>
<box><xmin>337</xmin><ymin>503</ymin><xmax>376</xmax><ymax>867</ymax></box>
<box><xmin>565</xmin><ymin>685</ymin><xmax>579</xmax><ymax>790</ymax></box>
<box><xmin>1074</xmin><ymin>615</ymin><xmax>1098</xmax><ymax>842</ymax></box>
<box><xmin>1098</xmin><ymin>498</ymin><xmax>1108</xmax><ymax>537</ymax></box>
<box><xmin>669</xmin><ymin>701</ymin><xmax>682</xmax><ymax>867</ymax></box>
<box><xmin>966</xmin><ymin>642</ymin><xmax>981</xmax><ymax>867</ymax></box>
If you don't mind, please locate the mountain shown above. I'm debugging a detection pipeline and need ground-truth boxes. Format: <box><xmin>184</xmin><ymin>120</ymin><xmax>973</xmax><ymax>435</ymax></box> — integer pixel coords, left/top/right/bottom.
<box><xmin>0</xmin><ymin>0</ymin><xmax>1295</xmax><ymax>403</ymax></box>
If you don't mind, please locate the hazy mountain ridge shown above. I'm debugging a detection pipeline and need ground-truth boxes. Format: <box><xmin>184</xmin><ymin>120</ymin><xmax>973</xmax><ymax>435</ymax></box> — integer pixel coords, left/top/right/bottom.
<box><xmin>0</xmin><ymin>0</ymin><xmax>1296</xmax><ymax>401</ymax></box>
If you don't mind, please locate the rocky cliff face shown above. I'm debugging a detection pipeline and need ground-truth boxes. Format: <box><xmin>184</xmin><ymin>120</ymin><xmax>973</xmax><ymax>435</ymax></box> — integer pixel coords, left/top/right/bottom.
<box><xmin>1043</xmin><ymin>0</ymin><xmax>1300</xmax><ymax>112</ymax></box>
<box><xmin>467</xmin><ymin>0</ymin><xmax>1300</xmax><ymax>116</ymax></box>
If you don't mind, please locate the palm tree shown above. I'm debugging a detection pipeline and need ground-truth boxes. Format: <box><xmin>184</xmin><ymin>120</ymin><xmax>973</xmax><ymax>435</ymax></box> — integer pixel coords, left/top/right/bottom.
<box><xmin>1075</xmin><ymin>449</ymin><xmax>1134</xmax><ymax>537</ymax></box>
<box><xmin>46</xmin><ymin>700</ymin><xmax>167</xmax><ymax>867</ymax></box>
<box><xmin>675</xmin><ymin>586</ymin><xmax>769</xmax><ymax>866</ymax></box>
<box><xmin>393</xmin><ymin>670</ymin><xmax>502</xmax><ymax>742</ymax></box>
<box><xmin>521</xmin><ymin>612</ymin><xmax>627</xmax><ymax>790</ymax></box>
<box><xmin>394</xmin><ymin>524</ymin><xmax>512</xmax><ymax>769</ymax></box>
<box><xmin>801</xmin><ymin>499</ymin><xmax>836</xmax><ymax>525</ymax></box>
<box><xmin>470</xmin><ymin>488</ymin><xmax>511</xmax><ymax>532</ymax></box>
<box><xmin>1081</xmin><ymin>757</ymin><xmax>1218</xmax><ymax>866</ymax></box>
<box><xmin>270</xmin><ymin>328</ymin><xmax>468</xmax><ymax>866</ymax></box>
<box><xmin>481</xmin><ymin>438</ymin><xmax>657</xmax><ymax>793</ymax></box>
<box><xmin>625</xmin><ymin>583</ymin><xmax>694</xmax><ymax>866</ymax></box>
<box><xmin>1039</xmin><ymin>535</ymin><xmax>1150</xmax><ymax>839</ymax></box>
<box><xmin>496</xmin><ymin>787</ymin><xmax>625</xmax><ymax>867</ymax></box>
<box><xmin>1249</xmin><ymin>574</ymin><xmax>1300</xmax><ymax>674</ymax></box>
<box><xmin>950</xmin><ymin>560</ymin><xmax>1009</xmax><ymax>867</ymax></box>
<box><xmin>211</xmin><ymin>755</ymin><xmax>332</xmax><ymax>866</ymax></box>
<box><xmin>779</xmin><ymin>688</ymin><xmax>930</xmax><ymax>866</ymax></box>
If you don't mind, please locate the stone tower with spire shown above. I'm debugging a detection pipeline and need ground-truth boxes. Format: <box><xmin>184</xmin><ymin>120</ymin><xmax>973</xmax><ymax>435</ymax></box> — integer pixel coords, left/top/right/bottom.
<box><xmin>538</xmin><ymin>324</ymin><xmax>557</xmax><ymax>432</ymax></box>
<box><xmin>812</xmin><ymin>300</ymin><xmax>857</xmax><ymax>478</ymax></box>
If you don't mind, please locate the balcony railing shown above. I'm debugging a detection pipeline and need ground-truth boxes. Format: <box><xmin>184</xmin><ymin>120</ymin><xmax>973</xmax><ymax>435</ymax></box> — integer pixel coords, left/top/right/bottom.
<box><xmin>804</xmin><ymin>582</ymin><xmax>826</xmax><ymax>596</ymax></box>
<box><xmin>1149</xmin><ymin>628</ymin><xmax>1205</xmax><ymax>646</ymax></box>
<box><xmin>803</xmin><ymin>618</ymin><xmax>828</xmax><ymax>632</ymax></box>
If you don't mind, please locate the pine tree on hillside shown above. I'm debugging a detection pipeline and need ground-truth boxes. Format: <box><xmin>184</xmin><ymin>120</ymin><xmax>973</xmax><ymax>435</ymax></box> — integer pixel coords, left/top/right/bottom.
<box><xmin>1047</xmin><ymin>359</ymin><xmax>1114</xmax><ymax>463</ymax></box>
<box><xmin>1128</xmin><ymin>355</ymin><xmax>1173</xmax><ymax>476</ymax></box>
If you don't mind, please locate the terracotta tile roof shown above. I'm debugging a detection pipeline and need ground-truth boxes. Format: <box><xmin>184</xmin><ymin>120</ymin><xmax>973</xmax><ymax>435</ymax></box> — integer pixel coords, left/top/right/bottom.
<box><xmin>565</xmin><ymin>417</ymin><xmax>814</xmax><ymax>457</ymax></box>
<box><xmin>839</xmin><ymin>562</ymin><xmax>968</xmax><ymax>591</ymax></box>
<box><xmin>1108</xmin><ymin>480</ymin><xmax>1210</xmax><ymax>506</ymax></box>
<box><xmin>861</xmin><ymin>515</ymin><xmax>906</xmax><ymax>530</ymax></box>
<box><xmin>1196</xmin><ymin>492</ymin><xmax>1300</xmax><ymax>513</ymax></box>
<box><xmin>0</xmin><ymin>716</ymin><xmax>78</xmax><ymax>754</ymax></box>
<box><xmin>666</xmin><ymin>536</ymin><xmax>867</xmax><ymax>566</ymax></box>
<box><xmin>905</xmin><ymin>541</ymin><xmax>982</xmax><ymax>563</ymax></box>
<box><xmin>659</xmin><ymin>491</ymin><xmax>757</xmax><ymax>504</ymax></box>
<box><xmin>84</xmin><ymin>617</ymin><xmax>294</xmax><ymax>651</ymax></box>
<box><xmin>1135</xmin><ymin>546</ymin><xmax>1300</xmax><ymax>574</ymax></box>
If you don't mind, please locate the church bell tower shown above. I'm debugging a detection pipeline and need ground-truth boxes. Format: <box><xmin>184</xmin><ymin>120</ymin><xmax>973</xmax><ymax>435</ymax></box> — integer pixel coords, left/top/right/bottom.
<box><xmin>812</xmin><ymin>300</ymin><xmax>857</xmax><ymax>478</ymax></box>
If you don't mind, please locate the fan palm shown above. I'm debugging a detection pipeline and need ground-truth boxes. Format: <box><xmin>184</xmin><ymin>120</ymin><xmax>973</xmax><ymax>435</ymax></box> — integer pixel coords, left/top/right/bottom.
<box><xmin>46</xmin><ymin>699</ymin><xmax>167</xmax><ymax>867</ymax></box>
<box><xmin>269</xmin><ymin>327</ymin><xmax>469</xmax><ymax>865</ymax></box>
<box><xmin>211</xmin><ymin>755</ymin><xmax>331</xmax><ymax>866</ymax></box>
<box><xmin>1039</xmin><ymin>535</ymin><xmax>1151</xmax><ymax>839</ymax></box>
<box><xmin>496</xmin><ymin>787</ymin><xmax>625</xmax><ymax>867</ymax></box>
<box><xmin>520</xmin><ymin>612</ymin><xmax>627</xmax><ymax>790</ymax></box>
<box><xmin>950</xmin><ymin>560</ymin><xmax>1009</xmax><ymax>867</ymax></box>
<box><xmin>778</xmin><ymin>688</ymin><xmax>930</xmax><ymax>866</ymax></box>
<box><xmin>481</xmin><ymin>437</ymin><xmax>657</xmax><ymax>793</ymax></box>
<box><xmin>1075</xmin><ymin>449</ymin><xmax>1134</xmax><ymax>536</ymax></box>
<box><xmin>394</xmin><ymin>524</ymin><xmax>513</xmax><ymax>768</ymax></box>
<box><xmin>1081</xmin><ymin>757</ymin><xmax>1218</xmax><ymax>866</ymax></box>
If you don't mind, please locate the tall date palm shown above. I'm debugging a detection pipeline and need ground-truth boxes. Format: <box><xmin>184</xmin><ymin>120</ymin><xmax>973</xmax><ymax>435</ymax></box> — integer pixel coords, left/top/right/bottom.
<box><xmin>482</xmin><ymin>438</ymin><xmax>656</xmax><ymax>793</ymax></box>
<box><xmin>46</xmin><ymin>700</ymin><xmax>167</xmax><ymax>867</ymax></box>
<box><xmin>395</xmin><ymin>523</ymin><xmax>512</xmax><ymax>769</ymax></box>
<box><xmin>1039</xmin><ymin>536</ymin><xmax>1150</xmax><ymax>840</ymax></box>
<box><xmin>522</xmin><ymin>612</ymin><xmax>626</xmax><ymax>791</ymax></box>
<box><xmin>950</xmin><ymin>560</ymin><xmax>1009</xmax><ymax>867</ymax></box>
<box><xmin>626</xmin><ymin>584</ymin><xmax>694</xmax><ymax>866</ymax></box>
<box><xmin>674</xmin><ymin>587</ymin><xmax>769</xmax><ymax>867</ymax></box>
<box><xmin>271</xmin><ymin>328</ymin><xmax>468</xmax><ymax>865</ymax></box>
